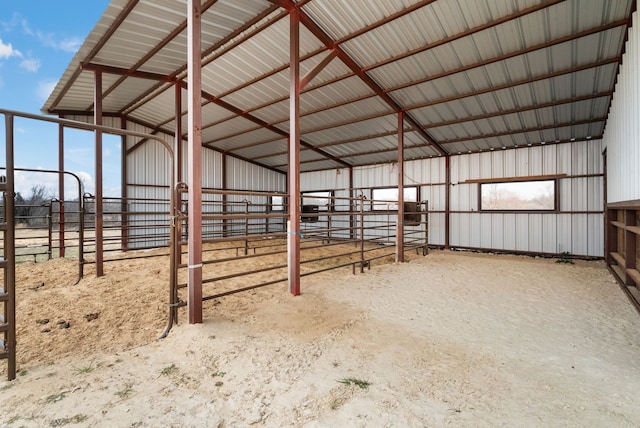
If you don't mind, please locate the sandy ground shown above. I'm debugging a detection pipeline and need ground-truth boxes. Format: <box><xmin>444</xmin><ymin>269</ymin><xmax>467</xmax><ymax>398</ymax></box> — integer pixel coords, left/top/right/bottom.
<box><xmin>1</xmin><ymin>249</ymin><xmax>640</xmax><ymax>427</ymax></box>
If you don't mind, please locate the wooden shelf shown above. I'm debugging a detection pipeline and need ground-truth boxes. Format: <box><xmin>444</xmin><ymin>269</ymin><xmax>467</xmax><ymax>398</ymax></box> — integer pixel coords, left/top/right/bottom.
<box><xmin>627</xmin><ymin>225</ymin><xmax>640</xmax><ymax>235</ymax></box>
<box><xmin>611</xmin><ymin>264</ymin><xmax>625</xmax><ymax>282</ymax></box>
<box><xmin>611</xmin><ymin>251</ymin><xmax>625</xmax><ymax>267</ymax></box>
<box><xmin>611</xmin><ymin>221</ymin><xmax>625</xmax><ymax>229</ymax></box>
<box><xmin>627</xmin><ymin>268</ymin><xmax>640</xmax><ymax>287</ymax></box>
<box><xmin>628</xmin><ymin>284</ymin><xmax>640</xmax><ymax>302</ymax></box>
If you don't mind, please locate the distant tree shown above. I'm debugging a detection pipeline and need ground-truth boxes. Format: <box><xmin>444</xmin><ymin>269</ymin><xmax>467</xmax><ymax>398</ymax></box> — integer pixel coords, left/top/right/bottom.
<box><xmin>15</xmin><ymin>185</ymin><xmax>53</xmax><ymax>226</ymax></box>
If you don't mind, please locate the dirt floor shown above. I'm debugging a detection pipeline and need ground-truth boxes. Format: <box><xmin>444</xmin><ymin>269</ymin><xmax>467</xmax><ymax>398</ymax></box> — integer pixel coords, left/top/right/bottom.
<box><xmin>1</xmin><ymin>248</ymin><xmax>640</xmax><ymax>427</ymax></box>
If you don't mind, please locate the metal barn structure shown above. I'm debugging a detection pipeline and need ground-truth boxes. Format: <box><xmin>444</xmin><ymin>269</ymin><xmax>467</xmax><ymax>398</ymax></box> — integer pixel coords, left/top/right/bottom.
<box><xmin>3</xmin><ymin>0</ymin><xmax>640</xmax><ymax>380</ymax></box>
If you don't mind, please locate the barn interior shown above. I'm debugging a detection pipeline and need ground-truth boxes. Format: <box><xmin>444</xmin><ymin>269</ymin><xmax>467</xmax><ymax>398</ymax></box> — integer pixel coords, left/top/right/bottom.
<box><xmin>2</xmin><ymin>0</ymin><xmax>640</xmax><ymax>387</ymax></box>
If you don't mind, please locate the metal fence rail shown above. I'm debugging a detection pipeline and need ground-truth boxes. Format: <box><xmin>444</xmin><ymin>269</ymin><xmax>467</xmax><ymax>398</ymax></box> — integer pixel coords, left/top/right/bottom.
<box><xmin>166</xmin><ymin>188</ymin><xmax>428</xmax><ymax>329</ymax></box>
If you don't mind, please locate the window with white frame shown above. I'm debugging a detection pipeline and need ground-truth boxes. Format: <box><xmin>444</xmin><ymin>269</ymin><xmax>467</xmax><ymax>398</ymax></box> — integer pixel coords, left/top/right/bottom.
<box><xmin>371</xmin><ymin>187</ymin><xmax>418</xmax><ymax>211</ymax></box>
<box><xmin>480</xmin><ymin>180</ymin><xmax>556</xmax><ymax>211</ymax></box>
<box><xmin>302</xmin><ymin>191</ymin><xmax>333</xmax><ymax>211</ymax></box>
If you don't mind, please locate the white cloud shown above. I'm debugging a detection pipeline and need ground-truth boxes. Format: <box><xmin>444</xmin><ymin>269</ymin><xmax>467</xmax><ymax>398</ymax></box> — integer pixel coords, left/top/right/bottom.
<box><xmin>76</xmin><ymin>171</ymin><xmax>95</xmax><ymax>195</ymax></box>
<box><xmin>37</xmin><ymin>80</ymin><xmax>57</xmax><ymax>102</ymax></box>
<box><xmin>13</xmin><ymin>169</ymin><xmax>98</xmax><ymax>200</ymax></box>
<box><xmin>20</xmin><ymin>18</ymin><xmax>33</xmax><ymax>36</ymax></box>
<box><xmin>0</xmin><ymin>38</ymin><xmax>22</xmax><ymax>60</ymax></box>
<box><xmin>36</xmin><ymin>31</ymin><xmax>81</xmax><ymax>53</ymax></box>
<box><xmin>0</xmin><ymin>12</ymin><xmax>22</xmax><ymax>33</ymax></box>
<box><xmin>20</xmin><ymin>55</ymin><xmax>40</xmax><ymax>72</ymax></box>
<box><xmin>57</xmin><ymin>37</ymin><xmax>82</xmax><ymax>53</ymax></box>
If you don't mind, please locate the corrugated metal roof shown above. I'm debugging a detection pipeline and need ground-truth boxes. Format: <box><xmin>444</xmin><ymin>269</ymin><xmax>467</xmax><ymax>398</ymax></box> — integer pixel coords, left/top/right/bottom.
<box><xmin>42</xmin><ymin>0</ymin><xmax>634</xmax><ymax>173</ymax></box>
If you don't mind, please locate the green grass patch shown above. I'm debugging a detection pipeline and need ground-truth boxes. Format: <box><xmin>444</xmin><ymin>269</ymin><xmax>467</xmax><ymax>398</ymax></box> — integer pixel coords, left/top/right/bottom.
<box><xmin>115</xmin><ymin>385</ymin><xmax>133</xmax><ymax>399</ymax></box>
<box><xmin>159</xmin><ymin>363</ymin><xmax>177</xmax><ymax>377</ymax></box>
<box><xmin>338</xmin><ymin>377</ymin><xmax>371</xmax><ymax>390</ymax></box>
<box><xmin>73</xmin><ymin>360</ymin><xmax>96</xmax><ymax>374</ymax></box>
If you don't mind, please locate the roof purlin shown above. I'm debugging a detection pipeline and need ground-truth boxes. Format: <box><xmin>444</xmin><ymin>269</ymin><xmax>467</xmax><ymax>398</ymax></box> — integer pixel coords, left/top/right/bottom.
<box><xmin>85</xmin><ymin>0</ymin><xmax>220</xmax><ymax>113</ymax></box>
<box><xmin>196</xmin><ymin>88</ymin><xmax>352</xmax><ymax>168</ymax></box>
<box><xmin>207</xmin><ymin>57</ymin><xmax>619</xmax><ymax>153</ymax></box>
<box><xmin>119</xmin><ymin>4</ymin><xmax>283</xmax><ymax>116</ymax></box>
<box><xmin>292</xmin><ymin>5</ymin><xmax>448</xmax><ymax>156</ymax></box>
<box><xmin>198</xmin><ymin>0</ymin><xmax>575</xmax><ymax>132</ymax></box>
<box><xmin>251</xmin><ymin>91</ymin><xmax>612</xmax><ymax>160</ymax></box>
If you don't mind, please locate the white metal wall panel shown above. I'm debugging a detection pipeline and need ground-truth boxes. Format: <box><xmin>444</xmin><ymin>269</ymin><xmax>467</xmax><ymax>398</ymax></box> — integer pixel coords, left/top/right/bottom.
<box><xmin>296</xmin><ymin>140</ymin><xmax>603</xmax><ymax>255</ymax></box>
<box><xmin>588</xmin><ymin>214</ymin><xmax>604</xmax><ymax>256</ymax></box>
<box><xmin>448</xmin><ymin>141</ymin><xmax>603</xmax><ymax>256</ymax></box>
<box><xmin>226</xmin><ymin>156</ymin><xmax>285</xmax><ymax>192</ymax></box>
<box><xmin>300</xmin><ymin>168</ymin><xmax>349</xmax><ymax>192</ymax></box>
<box><xmin>603</xmin><ymin>10</ymin><xmax>640</xmax><ymax>203</ymax></box>
<box><xmin>542</xmin><ymin>216</ymin><xmax>557</xmax><ymax>254</ymax></box>
<box><xmin>202</xmin><ymin>147</ymin><xmax>223</xmax><ymax>188</ymax></box>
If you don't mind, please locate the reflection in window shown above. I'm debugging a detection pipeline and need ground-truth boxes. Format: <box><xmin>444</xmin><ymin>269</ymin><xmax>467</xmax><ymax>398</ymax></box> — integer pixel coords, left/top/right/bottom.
<box><xmin>302</xmin><ymin>191</ymin><xmax>333</xmax><ymax>211</ymax></box>
<box><xmin>480</xmin><ymin>180</ymin><xmax>555</xmax><ymax>211</ymax></box>
<box><xmin>371</xmin><ymin>187</ymin><xmax>418</xmax><ymax>211</ymax></box>
<box><xmin>270</xmin><ymin>195</ymin><xmax>285</xmax><ymax>212</ymax></box>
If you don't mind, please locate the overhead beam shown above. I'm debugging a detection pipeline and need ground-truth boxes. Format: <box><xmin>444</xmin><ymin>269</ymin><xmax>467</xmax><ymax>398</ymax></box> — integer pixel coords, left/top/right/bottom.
<box><xmin>242</xmin><ymin>90</ymin><xmax>615</xmax><ymax>161</ymax></box>
<box><xmin>81</xmin><ymin>63</ymin><xmax>177</xmax><ymax>83</ymax></box>
<box><xmin>119</xmin><ymin>4</ymin><xmax>282</xmax><ymax>116</ymax></box>
<box><xmin>195</xmin><ymin>87</ymin><xmax>352</xmax><ymax>168</ymax></box>
<box><xmin>300</xmin><ymin>49</ymin><xmax>337</xmax><ymax>90</ymax></box>
<box><xmin>267</xmin><ymin>117</ymin><xmax>607</xmax><ymax>168</ymax></box>
<box><xmin>91</xmin><ymin>0</ymin><xmax>219</xmax><ymax>110</ymax></box>
<box><xmin>295</xmin><ymin>7</ymin><xmax>448</xmax><ymax>156</ymax></box>
<box><xmin>363</xmin><ymin>0</ymin><xmax>566</xmax><ymax>73</ymax></box>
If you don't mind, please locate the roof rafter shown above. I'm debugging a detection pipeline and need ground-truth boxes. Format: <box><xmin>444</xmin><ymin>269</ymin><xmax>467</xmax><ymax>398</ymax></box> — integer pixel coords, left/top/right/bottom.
<box><xmin>119</xmin><ymin>4</ymin><xmax>283</xmax><ymax>116</ymax></box>
<box><xmin>196</xmin><ymin>88</ymin><xmax>352</xmax><ymax>168</ymax></box>
<box><xmin>250</xmin><ymin>91</ymin><xmax>613</xmax><ymax>160</ymax></box>
<box><xmin>283</xmin><ymin>1</ymin><xmax>448</xmax><ymax>155</ymax></box>
<box><xmin>208</xmin><ymin>57</ymin><xmax>618</xmax><ymax>154</ymax></box>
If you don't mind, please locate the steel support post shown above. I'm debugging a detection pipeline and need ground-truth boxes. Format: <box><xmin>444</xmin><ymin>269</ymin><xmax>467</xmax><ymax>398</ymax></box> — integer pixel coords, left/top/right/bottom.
<box><xmin>4</xmin><ymin>114</ymin><xmax>16</xmax><ymax>380</ymax></box>
<box><xmin>445</xmin><ymin>155</ymin><xmax>451</xmax><ymax>250</ymax></box>
<box><xmin>288</xmin><ymin>8</ymin><xmax>301</xmax><ymax>296</ymax></box>
<box><xmin>120</xmin><ymin>117</ymin><xmax>128</xmax><ymax>252</ymax></box>
<box><xmin>187</xmin><ymin>0</ymin><xmax>203</xmax><ymax>323</ymax></box>
<box><xmin>174</xmin><ymin>83</ymin><xmax>183</xmax><ymax>264</ymax></box>
<box><xmin>349</xmin><ymin>167</ymin><xmax>355</xmax><ymax>240</ymax></box>
<box><xmin>57</xmin><ymin>123</ymin><xmax>65</xmax><ymax>258</ymax></box>
<box><xmin>94</xmin><ymin>71</ymin><xmax>104</xmax><ymax>276</ymax></box>
<box><xmin>396</xmin><ymin>111</ymin><xmax>405</xmax><ymax>263</ymax></box>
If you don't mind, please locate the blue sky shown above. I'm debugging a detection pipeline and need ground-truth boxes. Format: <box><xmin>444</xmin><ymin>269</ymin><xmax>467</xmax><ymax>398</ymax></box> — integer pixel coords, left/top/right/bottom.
<box><xmin>0</xmin><ymin>1</ymin><xmax>122</xmax><ymax>198</ymax></box>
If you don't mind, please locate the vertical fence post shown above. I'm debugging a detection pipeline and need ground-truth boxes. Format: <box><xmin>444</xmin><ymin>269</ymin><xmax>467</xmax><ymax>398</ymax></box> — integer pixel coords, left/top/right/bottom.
<box><xmin>3</xmin><ymin>114</ymin><xmax>17</xmax><ymax>380</ymax></box>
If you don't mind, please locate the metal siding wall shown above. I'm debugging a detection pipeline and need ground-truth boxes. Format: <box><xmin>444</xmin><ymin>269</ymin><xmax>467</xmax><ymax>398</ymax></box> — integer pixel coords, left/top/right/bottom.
<box><xmin>603</xmin><ymin>10</ymin><xmax>640</xmax><ymax>203</ymax></box>
<box><xmin>449</xmin><ymin>142</ymin><xmax>603</xmax><ymax>256</ymax></box>
<box><xmin>125</xmin><ymin>123</ymin><xmax>172</xmax><ymax>249</ymax></box>
<box><xmin>300</xmin><ymin>141</ymin><xmax>603</xmax><ymax>256</ymax></box>
<box><xmin>226</xmin><ymin>157</ymin><xmax>285</xmax><ymax>192</ymax></box>
<box><xmin>126</xmin><ymin>131</ymin><xmax>285</xmax><ymax>245</ymax></box>
<box><xmin>300</xmin><ymin>168</ymin><xmax>349</xmax><ymax>192</ymax></box>
<box><xmin>225</xmin><ymin>157</ymin><xmax>286</xmax><ymax>236</ymax></box>
<box><xmin>126</xmin><ymin>123</ymin><xmax>172</xmax><ymax>188</ymax></box>
<box><xmin>503</xmin><ymin>214</ymin><xmax>516</xmax><ymax>249</ymax></box>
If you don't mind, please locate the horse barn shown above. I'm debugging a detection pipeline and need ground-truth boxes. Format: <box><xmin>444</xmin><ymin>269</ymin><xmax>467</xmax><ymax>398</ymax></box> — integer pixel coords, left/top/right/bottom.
<box><xmin>1</xmin><ymin>0</ymin><xmax>640</xmax><ymax>425</ymax></box>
